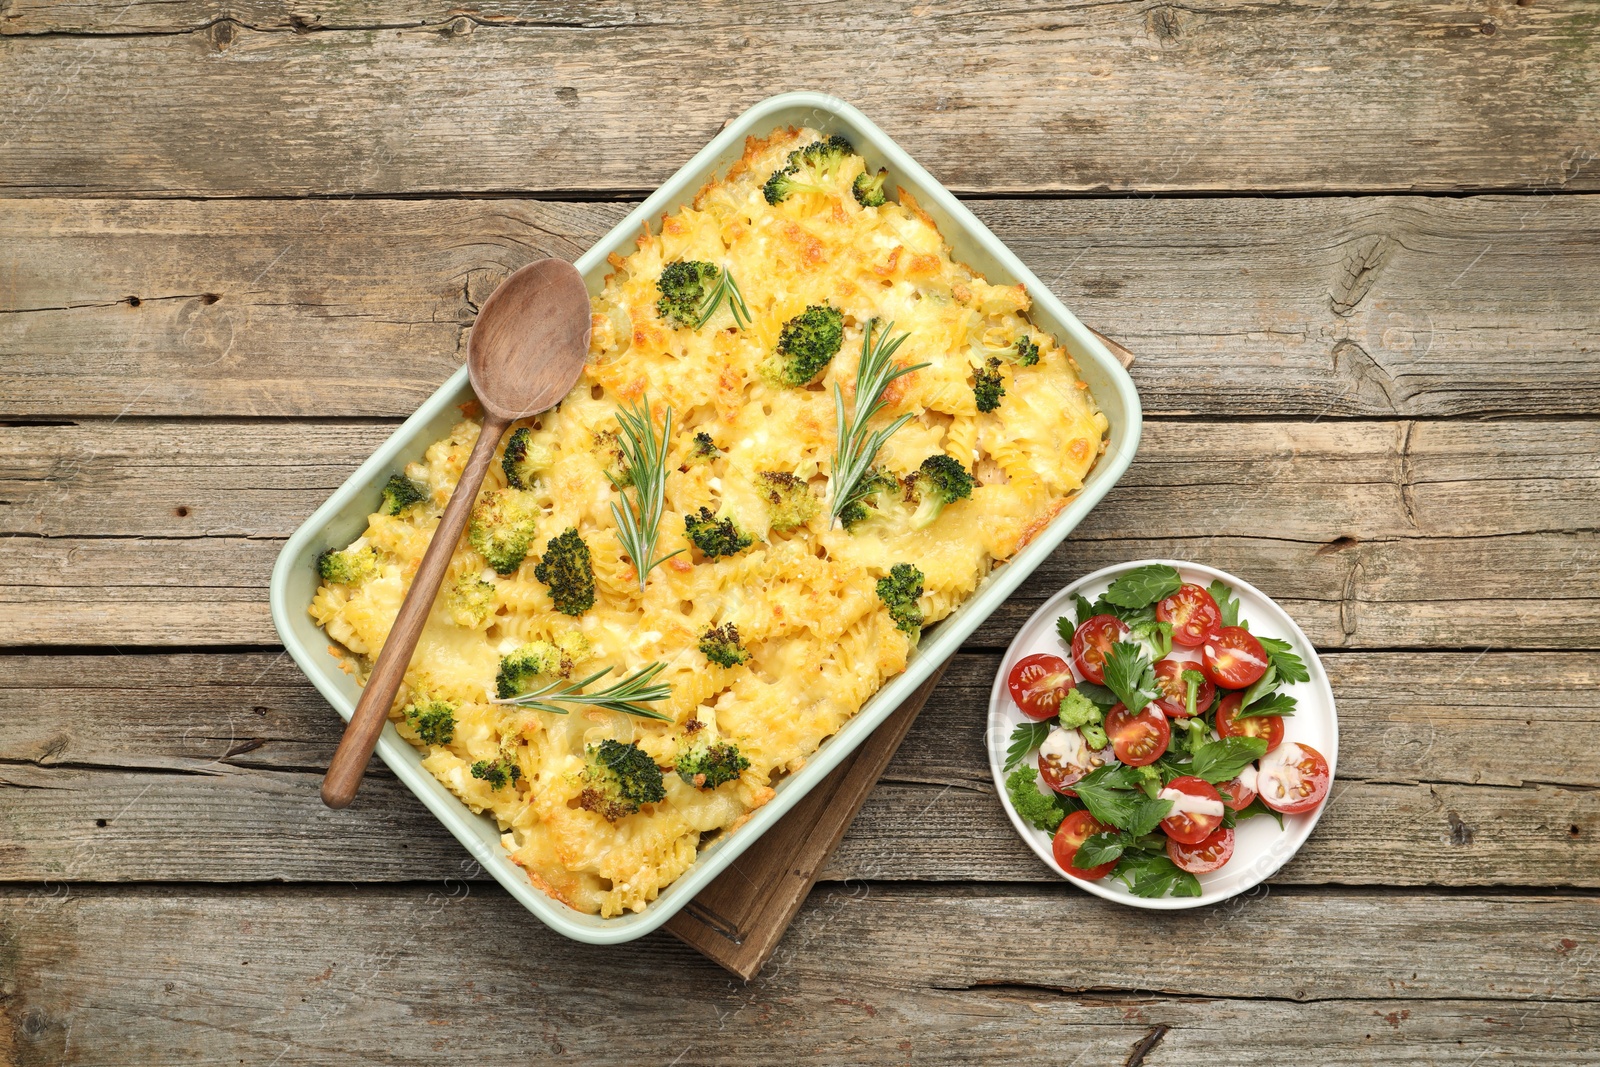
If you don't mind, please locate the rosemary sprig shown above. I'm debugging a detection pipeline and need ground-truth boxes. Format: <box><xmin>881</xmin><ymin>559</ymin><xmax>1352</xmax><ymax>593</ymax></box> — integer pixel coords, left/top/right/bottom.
<box><xmin>491</xmin><ymin>663</ymin><xmax>673</xmax><ymax>722</ymax></box>
<box><xmin>695</xmin><ymin>266</ymin><xmax>753</xmax><ymax>329</ymax></box>
<box><xmin>828</xmin><ymin>319</ymin><xmax>930</xmax><ymax>526</ymax></box>
<box><xmin>609</xmin><ymin>396</ymin><xmax>684</xmax><ymax>590</ymax></box>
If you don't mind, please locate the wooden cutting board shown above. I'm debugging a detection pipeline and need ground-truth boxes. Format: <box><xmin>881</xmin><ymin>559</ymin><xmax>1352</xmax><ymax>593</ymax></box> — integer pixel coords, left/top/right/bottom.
<box><xmin>665</xmin><ymin>328</ymin><xmax>1135</xmax><ymax>979</ymax></box>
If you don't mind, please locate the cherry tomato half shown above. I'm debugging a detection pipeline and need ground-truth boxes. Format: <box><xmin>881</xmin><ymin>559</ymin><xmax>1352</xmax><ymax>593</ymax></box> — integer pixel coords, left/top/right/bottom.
<box><xmin>1219</xmin><ymin>767</ymin><xmax>1258</xmax><ymax>812</ymax></box>
<box><xmin>1202</xmin><ymin>625</ymin><xmax>1270</xmax><ymax>689</ymax></box>
<box><xmin>1152</xmin><ymin>657</ymin><xmax>1215</xmax><ymax>718</ymax></box>
<box><xmin>1007</xmin><ymin>653</ymin><xmax>1076</xmax><ymax>721</ymax></box>
<box><xmin>1052</xmin><ymin>810</ymin><xmax>1117</xmax><ymax>880</ymax></box>
<box><xmin>1257</xmin><ymin>742</ymin><xmax>1332</xmax><ymax>815</ymax></box>
<box><xmin>1071</xmin><ymin>614</ymin><xmax>1130</xmax><ymax>685</ymax></box>
<box><xmin>1215</xmin><ymin>692</ymin><xmax>1285</xmax><ymax>754</ymax></box>
<box><xmin>1038</xmin><ymin>728</ymin><xmax>1116</xmax><ymax>797</ymax></box>
<box><xmin>1159</xmin><ymin>775</ymin><xmax>1225</xmax><ymax>845</ymax></box>
<box><xmin>1157</xmin><ymin>583</ymin><xmax>1223</xmax><ymax>648</ymax></box>
<box><xmin>1106</xmin><ymin>702</ymin><xmax>1171</xmax><ymax>767</ymax></box>
<box><xmin>1168</xmin><ymin>826</ymin><xmax>1235</xmax><ymax>874</ymax></box>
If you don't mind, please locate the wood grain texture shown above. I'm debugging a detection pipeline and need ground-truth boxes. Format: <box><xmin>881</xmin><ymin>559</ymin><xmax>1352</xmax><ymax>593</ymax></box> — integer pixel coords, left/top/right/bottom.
<box><xmin>2</xmin><ymin>651</ymin><xmax>1595</xmax><ymax>886</ymax></box>
<box><xmin>2</xmin><ymin>2</ymin><xmax>1597</xmax><ymax>197</ymax></box>
<box><xmin>2</xmin><ymin>885</ymin><xmax>1597</xmax><ymax>1066</ymax></box>
<box><xmin>5</xmin><ymin>195</ymin><xmax>1600</xmax><ymax>418</ymax></box>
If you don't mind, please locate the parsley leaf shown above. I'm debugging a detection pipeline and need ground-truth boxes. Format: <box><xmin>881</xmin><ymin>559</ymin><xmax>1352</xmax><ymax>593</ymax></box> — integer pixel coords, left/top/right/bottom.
<box><xmin>1056</xmin><ymin>615</ymin><xmax>1075</xmax><ymax>645</ymax></box>
<box><xmin>1103</xmin><ymin>564</ymin><xmax>1182</xmax><ymax>610</ymax></box>
<box><xmin>1237</xmin><ymin>691</ymin><xmax>1298</xmax><ymax>720</ymax></box>
<box><xmin>1235</xmin><ymin>664</ymin><xmax>1278</xmax><ymax>712</ymax></box>
<box><xmin>1101</xmin><ymin>641</ymin><xmax>1159</xmax><ymax>716</ymax></box>
<box><xmin>1235</xmin><ymin>796</ymin><xmax>1285</xmax><ymax>829</ymax></box>
<box><xmin>1004</xmin><ymin>720</ymin><xmax>1052</xmax><ymax>772</ymax></box>
<box><xmin>1258</xmin><ymin>636</ymin><xmax>1310</xmax><ymax>685</ymax></box>
<box><xmin>1207</xmin><ymin>579</ymin><xmax>1243</xmax><ymax>629</ymax></box>
<box><xmin>1073</xmin><ymin>680</ymin><xmax>1119</xmax><ymax>710</ymax></box>
<box><xmin>1114</xmin><ymin>853</ymin><xmax>1202</xmax><ymax>898</ymax></box>
<box><xmin>1072</xmin><ymin>766</ymin><xmax>1173</xmax><ymax>834</ymax></box>
<box><xmin>1074</xmin><ymin>594</ymin><xmax>1097</xmax><ymax>627</ymax></box>
<box><xmin>1073</xmin><ymin>830</ymin><xmax>1126</xmax><ymax>869</ymax></box>
<box><xmin>1189</xmin><ymin>736</ymin><xmax>1268</xmax><ymax>784</ymax></box>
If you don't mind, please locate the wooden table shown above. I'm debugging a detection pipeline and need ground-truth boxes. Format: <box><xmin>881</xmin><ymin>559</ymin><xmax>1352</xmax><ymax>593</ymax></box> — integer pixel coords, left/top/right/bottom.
<box><xmin>3</xmin><ymin>3</ymin><xmax>1599</xmax><ymax>1062</ymax></box>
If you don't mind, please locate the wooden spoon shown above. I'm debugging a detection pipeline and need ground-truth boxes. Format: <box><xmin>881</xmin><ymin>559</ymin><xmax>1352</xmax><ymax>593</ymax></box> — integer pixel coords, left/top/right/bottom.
<box><xmin>321</xmin><ymin>258</ymin><xmax>592</xmax><ymax>809</ymax></box>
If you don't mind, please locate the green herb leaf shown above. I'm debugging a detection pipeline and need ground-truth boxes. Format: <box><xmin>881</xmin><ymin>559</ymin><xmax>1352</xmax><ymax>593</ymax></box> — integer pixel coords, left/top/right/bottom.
<box><xmin>1072</xmin><ymin>831</ymin><xmax>1126</xmax><ymax>869</ymax></box>
<box><xmin>1101</xmin><ymin>641</ymin><xmax>1159</xmax><ymax>717</ymax></box>
<box><xmin>1072</xmin><ymin>765</ymin><xmax>1173</xmax><ymax>835</ymax></box>
<box><xmin>1235</xmin><ymin>796</ymin><xmax>1286</xmax><ymax>829</ymax></box>
<box><xmin>1073</xmin><ymin>681</ymin><xmax>1119</xmax><ymax>710</ymax></box>
<box><xmin>1103</xmin><ymin>564</ymin><xmax>1182</xmax><ymax>610</ymax></box>
<box><xmin>1113</xmin><ymin>853</ymin><xmax>1202</xmax><ymax>898</ymax></box>
<box><xmin>1056</xmin><ymin>615</ymin><xmax>1075</xmax><ymax>645</ymax></box>
<box><xmin>1258</xmin><ymin>635</ymin><xmax>1310</xmax><ymax>685</ymax></box>
<box><xmin>1207</xmin><ymin>579</ymin><xmax>1243</xmax><ymax>629</ymax></box>
<box><xmin>1004</xmin><ymin>720</ymin><xmax>1052</xmax><ymax>772</ymax></box>
<box><xmin>1234</xmin><ymin>664</ymin><xmax>1278</xmax><ymax>713</ymax></box>
<box><xmin>1189</xmin><ymin>736</ymin><xmax>1268</xmax><ymax>784</ymax></box>
<box><xmin>1074</xmin><ymin>594</ymin><xmax>1097</xmax><ymax>626</ymax></box>
<box><xmin>1237</xmin><ymin>691</ymin><xmax>1298</xmax><ymax>720</ymax></box>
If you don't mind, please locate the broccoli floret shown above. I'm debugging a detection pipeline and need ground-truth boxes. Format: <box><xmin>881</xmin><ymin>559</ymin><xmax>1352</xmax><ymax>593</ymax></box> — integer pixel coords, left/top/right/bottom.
<box><xmin>1010</xmin><ymin>335</ymin><xmax>1041</xmax><ymax>366</ymax></box>
<box><xmin>501</xmin><ymin>426</ymin><xmax>553</xmax><ymax>490</ymax></box>
<box><xmin>592</xmin><ymin>428</ymin><xmax>633</xmax><ymax>489</ymax></box>
<box><xmin>685</xmin><ymin>506</ymin><xmax>754</xmax><ymax>559</ymax></box>
<box><xmin>876</xmin><ymin>562</ymin><xmax>925</xmax><ymax>638</ymax></box>
<box><xmin>1057</xmin><ymin>689</ymin><xmax>1108</xmax><ymax>750</ymax></box>
<box><xmin>316</xmin><ymin>545</ymin><xmax>381</xmax><ymax>585</ymax></box>
<box><xmin>852</xmin><ymin>167</ymin><xmax>889</xmax><ymax>208</ymax></box>
<box><xmin>760</xmin><ymin>304</ymin><xmax>845</xmax><ymax>387</ymax></box>
<box><xmin>762</xmin><ymin>135</ymin><xmax>855</xmax><ymax>205</ymax></box>
<box><xmin>403</xmin><ymin>697</ymin><xmax>456</xmax><ymax>746</ymax></box>
<box><xmin>444</xmin><ymin>573</ymin><xmax>496</xmax><ymax>628</ymax></box>
<box><xmin>905</xmin><ymin>454</ymin><xmax>976</xmax><ymax>529</ymax></box>
<box><xmin>838</xmin><ymin>466</ymin><xmax>903</xmax><ymax>530</ymax></box>
<box><xmin>1006</xmin><ymin>765</ymin><xmax>1067</xmax><ymax>832</ymax></box>
<box><xmin>698</xmin><ymin>623</ymin><xmax>749</xmax><ymax>668</ymax></box>
<box><xmin>532</xmin><ymin>527</ymin><xmax>595</xmax><ymax>616</ymax></box>
<box><xmin>471</xmin><ymin>757</ymin><xmax>522</xmax><ymax>790</ymax></box>
<box><xmin>579</xmin><ymin>739</ymin><xmax>666</xmax><ymax>821</ymax></box>
<box><xmin>757</xmin><ymin>471</ymin><xmax>819</xmax><ymax>532</ymax></box>
<box><xmin>676</xmin><ymin>731</ymin><xmax>749</xmax><ymax>791</ymax></box>
<box><xmin>656</xmin><ymin>260</ymin><xmax>720</xmax><ymax>330</ymax></box>
<box><xmin>494</xmin><ymin>631</ymin><xmax>591</xmax><ymax>699</ymax></box>
<box><xmin>974</xmin><ymin>356</ymin><xmax>1005</xmax><ymax>413</ymax></box>
<box><xmin>467</xmin><ymin>488</ymin><xmax>541</xmax><ymax>575</ymax></box>
<box><xmin>688</xmin><ymin>431</ymin><xmax>719</xmax><ymax>464</ymax></box>
<box><xmin>380</xmin><ymin>475</ymin><xmax>429</xmax><ymax>516</ymax></box>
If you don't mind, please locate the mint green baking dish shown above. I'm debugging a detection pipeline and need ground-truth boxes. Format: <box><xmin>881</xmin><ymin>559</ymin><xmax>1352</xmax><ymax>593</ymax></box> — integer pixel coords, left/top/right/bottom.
<box><xmin>268</xmin><ymin>91</ymin><xmax>1143</xmax><ymax>944</ymax></box>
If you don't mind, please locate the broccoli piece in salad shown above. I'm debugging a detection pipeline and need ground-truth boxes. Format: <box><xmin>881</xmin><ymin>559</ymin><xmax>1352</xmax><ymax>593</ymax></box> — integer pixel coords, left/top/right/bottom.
<box><xmin>760</xmin><ymin>304</ymin><xmax>845</xmax><ymax>387</ymax></box>
<box><xmin>757</xmin><ymin>470</ymin><xmax>820</xmax><ymax>532</ymax></box>
<box><xmin>876</xmin><ymin>562</ymin><xmax>925</xmax><ymax>638</ymax></box>
<box><xmin>403</xmin><ymin>697</ymin><xmax>456</xmax><ymax>746</ymax></box>
<box><xmin>852</xmin><ymin>167</ymin><xmax>889</xmax><ymax>208</ymax></box>
<box><xmin>579</xmin><ymin>739</ymin><xmax>666</xmax><ymax>821</ymax></box>
<box><xmin>444</xmin><ymin>573</ymin><xmax>497</xmax><ymax>628</ymax></box>
<box><xmin>316</xmin><ymin>544</ymin><xmax>382</xmax><ymax>585</ymax></box>
<box><xmin>494</xmin><ymin>631</ymin><xmax>592</xmax><ymax>699</ymax></box>
<box><xmin>467</xmin><ymin>488</ymin><xmax>541</xmax><ymax>575</ymax></box>
<box><xmin>532</xmin><ymin>527</ymin><xmax>595</xmax><ymax>616</ymax></box>
<box><xmin>1005</xmin><ymin>765</ymin><xmax>1067</xmax><ymax>832</ymax></box>
<box><xmin>687</xmin><ymin>430</ymin><xmax>720</xmax><ymax>464</ymax></box>
<box><xmin>380</xmin><ymin>475</ymin><xmax>429</xmax><ymax>516</ymax></box>
<box><xmin>676</xmin><ymin>725</ymin><xmax>750</xmax><ymax>791</ymax></box>
<box><xmin>973</xmin><ymin>356</ymin><xmax>1006</xmax><ymax>413</ymax></box>
<box><xmin>762</xmin><ymin>135</ymin><xmax>855</xmax><ymax>205</ymax></box>
<box><xmin>698</xmin><ymin>623</ymin><xmax>749</xmax><ymax>668</ymax></box>
<box><xmin>904</xmin><ymin>454</ymin><xmax>976</xmax><ymax>529</ymax></box>
<box><xmin>501</xmin><ymin>426</ymin><xmax>553</xmax><ymax>490</ymax></box>
<box><xmin>471</xmin><ymin>756</ymin><xmax>522</xmax><ymax>790</ymax></box>
<box><xmin>1057</xmin><ymin>688</ymin><xmax>1108</xmax><ymax>751</ymax></box>
<box><xmin>655</xmin><ymin>260</ymin><xmax>721</xmax><ymax>330</ymax></box>
<box><xmin>685</xmin><ymin>506</ymin><xmax>755</xmax><ymax>559</ymax></box>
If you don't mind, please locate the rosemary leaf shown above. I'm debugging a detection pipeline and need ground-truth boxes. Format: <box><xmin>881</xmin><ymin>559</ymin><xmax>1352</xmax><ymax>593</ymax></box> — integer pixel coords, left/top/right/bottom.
<box><xmin>828</xmin><ymin>319</ymin><xmax>929</xmax><ymax>526</ymax></box>
<box><xmin>609</xmin><ymin>397</ymin><xmax>684</xmax><ymax>591</ymax></box>
<box><xmin>491</xmin><ymin>662</ymin><xmax>674</xmax><ymax>722</ymax></box>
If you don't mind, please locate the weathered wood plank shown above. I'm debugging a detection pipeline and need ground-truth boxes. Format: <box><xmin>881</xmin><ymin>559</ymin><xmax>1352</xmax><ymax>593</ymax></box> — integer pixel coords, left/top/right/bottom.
<box><xmin>2</xmin><ymin>2</ymin><xmax>1596</xmax><ymax>197</ymax></box>
<box><xmin>1</xmin><ymin>886</ymin><xmax>1596</xmax><ymax>1066</ymax></box>
<box><xmin>5</xmin><ymin>195</ymin><xmax>1600</xmax><ymax>417</ymax></box>
<box><xmin>2</xmin><ymin>652</ymin><xmax>1595</xmax><ymax>885</ymax></box>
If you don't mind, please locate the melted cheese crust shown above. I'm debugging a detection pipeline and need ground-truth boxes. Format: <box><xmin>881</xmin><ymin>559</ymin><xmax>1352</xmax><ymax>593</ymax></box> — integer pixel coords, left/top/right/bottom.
<box><xmin>310</xmin><ymin>127</ymin><xmax>1109</xmax><ymax>916</ymax></box>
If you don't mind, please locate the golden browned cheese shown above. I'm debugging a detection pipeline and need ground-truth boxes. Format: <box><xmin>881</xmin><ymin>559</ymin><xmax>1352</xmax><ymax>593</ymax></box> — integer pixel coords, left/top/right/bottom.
<box><xmin>310</xmin><ymin>126</ymin><xmax>1109</xmax><ymax>916</ymax></box>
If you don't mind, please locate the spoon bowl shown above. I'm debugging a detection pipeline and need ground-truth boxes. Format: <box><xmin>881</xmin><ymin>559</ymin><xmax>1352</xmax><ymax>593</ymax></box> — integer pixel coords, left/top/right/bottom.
<box><xmin>321</xmin><ymin>258</ymin><xmax>592</xmax><ymax>809</ymax></box>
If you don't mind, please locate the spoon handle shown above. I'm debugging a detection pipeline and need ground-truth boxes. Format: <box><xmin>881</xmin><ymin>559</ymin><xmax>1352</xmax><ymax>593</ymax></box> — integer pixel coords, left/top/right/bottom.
<box><xmin>321</xmin><ymin>411</ymin><xmax>512</xmax><ymax>809</ymax></box>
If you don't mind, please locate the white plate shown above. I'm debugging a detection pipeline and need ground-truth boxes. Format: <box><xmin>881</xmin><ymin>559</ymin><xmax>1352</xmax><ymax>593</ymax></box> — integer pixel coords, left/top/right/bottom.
<box><xmin>986</xmin><ymin>559</ymin><xmax>1338</xmax><ymax>909</ymax></box>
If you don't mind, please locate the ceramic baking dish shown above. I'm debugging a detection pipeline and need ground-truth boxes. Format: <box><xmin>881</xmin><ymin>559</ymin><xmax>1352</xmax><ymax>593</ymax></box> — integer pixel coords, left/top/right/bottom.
<box><xmin>269</xmin><ymin>90</ymin><xmax>1143</xmax><ymax>944</ymax></box>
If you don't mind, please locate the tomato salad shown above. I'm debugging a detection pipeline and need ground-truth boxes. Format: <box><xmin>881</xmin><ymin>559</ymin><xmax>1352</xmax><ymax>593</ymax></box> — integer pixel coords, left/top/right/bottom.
<box><xmin>1001</xmin><ymin>564</ymin><xmax>1331</xmax><ymax>898</ymax></box>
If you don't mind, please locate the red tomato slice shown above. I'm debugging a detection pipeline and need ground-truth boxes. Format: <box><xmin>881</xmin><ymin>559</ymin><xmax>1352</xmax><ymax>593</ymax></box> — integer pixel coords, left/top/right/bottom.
<box><xmin>1152</xmin><ymin>657</ymin><xmax>1215</xmax><ymax>718</ymax></box>
<box><xmin>1215</xmin><ymin>692</ymin><xmax>1285</xmax><ymax>753</ymax></box>
<box><xmin>1037</xmin><ymin>728</ymin><xmax>1116</xmax><ymax>797</ymax></box>
<box><xmin>1168</xmin><ymin>826</ymin><xmax>1235</xmax><ymax>874</ymax></box>
<box><xmin>1105</xmin><ymin>702</ymin><xmax>1171</xmax><ymax>767</ymax></box>
<box><xmin>1202</xmin><ymin>626</ymin><xmax>1270</xmax><ymax>688</ymax></box>
<box><xmin>1158</xmin><ymin>775</ymin><xmax>1225</xmax><ymax>845</ymax></box>
<box><xmin>1071</xmin><ymin>614</ymin><xmax>1130</xmax><ymax>685</ymax></box>
<box><xmin>1157</xmin><ymin>583</ymin><xmax>1223</xmax><ymax>648</ymax></box>
<box><xmin>1007</xmin><ymin>653</ymin><xmax>1076</xmax><ymax>720</ymax></box>
<box><xmin>1257</xmin><ymin>742</ymin><xmax>1332</xmax><ymax>815</ymax></box>
<box><xmin>1052</xmin><ymin>810</ymin><xmax>1117</xmax><ymax>880</ymax></box>
<box><xmin>1219</xmin><ymin>768</ymin><xmax>1258</xmax><ymax>812</ymax></box>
